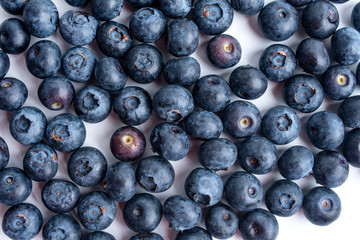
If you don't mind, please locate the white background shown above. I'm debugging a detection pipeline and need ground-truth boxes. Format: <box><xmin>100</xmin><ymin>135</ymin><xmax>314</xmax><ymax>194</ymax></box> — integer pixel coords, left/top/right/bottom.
<box><xmin>1</xmin><ymin>0</ymin><xmax>360</xmax><ymax>239</ymax></box>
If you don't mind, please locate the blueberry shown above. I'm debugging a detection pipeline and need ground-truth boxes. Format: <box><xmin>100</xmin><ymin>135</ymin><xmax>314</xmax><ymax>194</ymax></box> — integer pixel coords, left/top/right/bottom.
<box><xmin>136</xmin><ymin>155</ymin><xmax>175</xmax><ymax>193</ymax></box>
<box><xmin>225</xmin><ymin>171</ymin><xmax>263</xmax><ymax>212</ymax></box>
<box><xmin>41</xmin><ymin>179</ymin><xmax>81</xmax><ymax>214</ymax></box>
<box><xmin>61</xmin><ymin>46</ymin><xmax>96</xmax><ymax>83</ymax></box>
<box><xmin>65</xmin><ymin>0</ymin><xmax>89</xmax><ymax>7</ymax></box>
<box><xmin>42</xmin><ymin>214</ymin><xmax>82</xmax><ymax>240</ymax></box>
<box><xmin>231</xmin><ymin>0</ymin><xmax>264</xmax><ymax>15</ymax></box>
<box><xmin>322</xmin><ymin>65</ymin><xmax>356</xmax><ymax>100</ymax></box>
<box><xmin>357</xmin><ymin>63</ymin><xmax>360</xmax><ymax>85</ymax></box>
<box><xmin>74</xmin><ymin>85</ymin><xmax>111</xmax><ymax>123</ymax></box>
<box><xmin>0</xmin><ymin>77</ymin><xmax>28</xmax><ymax>111</ymax></box>
<box><xmin>205</xmin><ymin>203</ymin><xmax>239</xmax><ymax>239</ymax></box>
<box><xmin>198</xmin><ymin>138</ymin><xmax>237</xmax><ymax>171</ymax></box>
<box><xmin>23</xmin><ymin>0</ymin><xmax>58</xmax><ymax>38</ymax></box>
<box><xmin>193</xmin><ymin>75</ymin><xmax>231</xmax><ymax>112</ymax></box>
<box><xmin>258</xmin><ymin>1</ymin><xmax>299</xmax><ymax>41</ymax></box>
<box><xmin>286</xmin><ymin>0</ymin><xmax>312</xmax><ymax>7</ymax></box>
<box><xmin>283</xmin><ymin>74</ymin><xmax>324</xmax><ymax>113</ymax></box>
<box><xmin>91</xmin><ymin>0</ymin><xmax>123</xmax><ymax>21</ymax></box>
<box><xmin>343</xmin><ymin>128</ymin><xmax>360</xmax><ymax>167</ymax></box>
<box><xmin>163</xmin><ymin>195</ymin><xmax>202</xmax><ymax>231</ymax></box>
<box><xmin>329</xmin><ymin>0</ymin><xmax>348</xmax><ymax>3</ymax></box>
<box><xmin>26</xmin><ymin>40</ymin><xmax>62</xmax><ymax>79</ymax></box>
<box><xmin>259</xmin><ymin>44</ymin><xmax>296</xmax><ymax>82</ymax></box>
<box><xmin>207</xmin><ymin>34</ymin><xmax>241</xmax><ymax>69</ymax></box>
<box><xmin>123</xmin><ymin>193</ymin><xmax>162</xmax><ymax>233</ymax></box>
<box><xmin>23</xmin><ymin>142</ymin><xmax>58</xmax><ymax>182</ymax></box>
<box><xmin>150</xmin><ymin>122</ymin><xmax>190</xmax><ymax>161</ymax></box>
<box><xmin>153</xmin><ymin>85</ymin><xmax>194</xmax><ymax>122</ymax></box>
<box><xmin>46</xmin><ymin>113</ymin><xmax>86</xmax><ymax>152</ymax></box>
<box><xmin>306</xmin><ymin>111</ymin><xmax>344</xmax><ymax>150</ymax></box>
<box><xmin>352</xmin><ymin>2</ymin><xmax>360</xmax><ymax>32</ymax></box>
<box><xmin>302</xmin><ymin>187</ymin><xmax>341</xmax><ymax>226</ymax></box>
<box><xmin>0</xmin><ymin>0</ymin><xmax>27</xmax><ymax>14</ymax></box>
<box><xmin>278</xmin><ymin>146</ymin><xmax>314</xmax><ymax>180</ymax></box>
<box><xmin>0</xmin><ymin>18</ymin><xmax>31</xmax><ymax>54</ymax></box>
<box><xmin>0</xmin><ymin>49</ymin><xmax>9</xmax><ymax>78</ymax></box>
<box><xmin>261</xmin><ymin>105</ymin><xmax>301</xmax><ymax>145</ymax></box>
<box><xmin>184</xmin><ymin>111</ymin><xmax>223</xmax><ymax>140</ymax></box>
<box><xmin>68</xmin><ymin>147</ymin><xmax>107</xmax><ymax>187</ymax></box>
<box><xmin>124</xmin><ymin>44</ymin><xmax>163</xmax><ymax>84</ymax></box>
<box><xmin>175</xmin><ymin>227</ymin><xmax>212</xmax><ymax>240</ymax></box>
<box><xmin>331</xmin><ymin>27</ymin><xmax>360</xmax><ymax>65</ymax></box>
<box><xmin>338</xmin><ymin>95</ymin><xmax>360</xmax><ymax>128</ymax></box>
<box><xmin>163</xmin><ymin>57</ymin><xmax>200</xmax><ymax>86</ymax></box>
<box><xmin>77</xmin><ymin>191</ymin><xmax>116</xmax><ymax>231</ymax></box>
<box><xmin>106</xmin><ymin>162</ymin><xmax>136</xmax><ymax>202</ymax></box>
<box><xmin>125</xmin><ymin>0</ymin><xmax>154</xmax><ymax>8</ymax></box>
<box><xmin>96</xmin><ymin>21</ymin><xmax>133</xmax><ymax>58</ymax></box>
<box><xmin>265</xmin><ymin>179</ymin><xmax>303</xmax><ymax>217</ymax></box>
<box><xmin>2</xmin><ymin>203</ymin><xmax>43</xmax><ymax>240</ymax></box>
<box><xmin>129</xmin><ymin>7</ymin><xmax>166</xmax><ymax>43</ymax></box>
<box><xmin>239</xmin><ymin>208</ymin><xmax>279</xmax><ymax>240</ymax></box>
<box><xmin>94</xmin><ymin>57</ymin><xmax>127</xmax><ymax>92</ymax></box>
<box><xmin>113</xmin><ymin>86</ymin><xmax>152</xmax><ymax>126</ymax></box>
<box><xmin>0</xmin><ymin>137</ymin><xmax>9</xmax><ymax>170</ymax></box>
<box><xmin>222</xmin><ymin>100</ymin><xmax>262</xmax><ymax>138</ymax></box>
<box><xmin>237</xmin><ymin>136</ymin><xmax>278</xmax><ymax>175</ymax></box>
<box><xmin>193</xmin><ymin>0</ymin><xmax>234</xmax><ymax>35</ymax></box>
<box><xmin>9</xmin><ymin>106</ymin><xmax>47</xmax><ymax>145</ymax></box>
<box><xmin>0</xmin><ymin>167</ymin><xmax>32</xmax><ymax>206</ymax></box>
<box><xmin>84</xmin><ymin>231</ymin><xmax>116</xmax><ymax>240</ymax></box>
<box><xmin>59</xmin><ymin>10</ymin><xmax>99</xmax><ymax>46</ymax></box>
<box><xmin>130</xmin><ymin>233</ymin><xmax>163</xmax><ymax>240</ymax></box>
<box><xmin>302</xmin><ymin>0</ymin><xmax>339</xmax><ymax>39</ymax></box>
<box><xmin>110</xmin><ymin>126</ymin><xmax>146</xmax><ymax>162</ymax></box>
<box><xmin>159</xmin><ymin>0</ymin><xmax>192</xmax><ymax>18</ymax></box>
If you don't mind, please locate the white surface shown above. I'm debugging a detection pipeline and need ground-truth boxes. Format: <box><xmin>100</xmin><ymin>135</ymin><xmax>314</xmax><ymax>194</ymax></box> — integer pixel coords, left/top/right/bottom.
<box><xmin>0</xmin><ymin>0</ymin><xmax>360</xmax><ymax>239</ymax></box>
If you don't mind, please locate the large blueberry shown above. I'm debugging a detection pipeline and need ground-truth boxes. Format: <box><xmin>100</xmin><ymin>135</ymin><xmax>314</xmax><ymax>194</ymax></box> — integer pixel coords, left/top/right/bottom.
<box><xmin>231</xmin><ymin>0</ymin><xmax>264</xmax><ymax>15</ymax></box>
<box><xmin>175</xmin><ymin>227</ymin><xmax>212</xmax><ymax>240</ymax></box>
<box><xmin>184</xmin><ymin>110</ymin><xmax>223</xmax><ymax>140</ymax></box>
<box><xmin>159</xmin><ymin>0</ymin><xmax>192</xmax><ymax>18</ymax></box>
<box><xmin>125</xmin><ymin>0</ymin><xmax>154</xmax><ymax>8</ymax></box>
<box><xmin>331</xmin><ymin>27</ymin><xmax>360</xmax><ymax>65</ymax></box>
<box><xmin>65</xmin><ymin>0</ymin><xmax>89</xmax><ymax>7</ymax></box>
<box><xmin>0</xmin><ymin>0</ymin><xmax>28</xmax><ymax>14</ymax></box>
<box><xmin>42</xmin><ymin>214</ymin><xmax>82</xmax><ymax>240</ymax></box>
<box><xmin>338</xmin><ymin>95</ymin><xmax>360</xmax><ymax>128</ymax></box>
<box><xmin>205</xmin><ymin>204</ymin><xmax>239</xmax><ymax>239</ymax></box>
<box><xmin>0</xmin><ymin>50</ymin><xmax>9</xmax><ymax>78</ymax></box>
<box><xmin>95</xmin><ymin>57</ymin><xmax>127</xmax><ymax>92</ymax></box>
<box><xmin>91</xmin><ymin>0</ymin><xmax>123</xmax><ymax>21</ymax></box>
<box><xmin>84</xmin><ymin>231</ymin><xmax>116</xmax><ymax>240</ymax></box>
<box><xmin>0</xmin><ymin>137</ymin><xmax>9</xmax><ymax>170</ymax></box>
<box><xmin>207</xmin><ymin>34</ymin><xmax>241</xmax><ymax>69</ymax></box>
<box><xmin>163</xmin><ymin>57</ymin><xmax>200</xmax><ymax>86</ymax></box>
<box><xmin>322</xmin><ymin>65</ymin><xmax>356</xmax><ymax>100</ymax></box>
<box><xmin>352</xmin><ymin>2</ymin><xmax>360</xmax><ymax>32</ymax></box>
<box><xmin>0</xmin><ymin>77</ymin><xmax>28</xmax><ymax>111</ymax></box>
<box><xmin>343</xmin><ymin>128</ymin><xmax>360</xmax><ymax>167</ymax></box>
<box><xmin>0</xmin><ymin>18</ymin><xmax>31</xmax><ymax>54</ymax></box>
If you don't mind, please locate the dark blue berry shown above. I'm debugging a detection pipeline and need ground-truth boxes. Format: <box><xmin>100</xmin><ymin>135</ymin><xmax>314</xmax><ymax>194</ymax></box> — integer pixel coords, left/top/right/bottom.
<box><xmin>0</xmin><ymin>137</ymin><xmax>9</xmax><ymax>170</ymax></box>
<box><xmin>338</xmin><ymin>95</ymin><xmax>360</xmax><ymax>128</ymax></box>
<box><xmin>175</xmin><ymin>227</ymin><xmax>212</xmax><ymax>240</ymax></box>
<box><xmin>331</xmin><ymin>27</ymin><xmax>360</xmax><ymax>65</ymax></box>
<box><xmin>0</xmin><ymin>0</ymin><xmax>27</xmax><ymax>14</ymax></box>
<box><xmin>159</xmin><ymin>0</ymin><xmax>192</xmax><ymax>18</ymax></box>
<box><xmin>205</xmin><ymin>204</ymin><xmax>239</xmax><ymax>239</ymax></box>
<box><xmin>91</xmin><ymin>0</ymin><xmax>123</xmax><ymax>21</ymax></box>
<box><xmin>184</xmin><ymin>111</ymin><xmax>223</xmax><ymax>140</ymax></box>
<box><xmin>0</xmin><ymin>49</ymin><xmax>9</xmax><ymax>78</ymax></box>
<box><xmin>84</xmin><ymin>231</ymin><xmax>116</xmax><ymax>240</ymax></box>
<box><xmin>322</xmin><ymin>65</ymin><xmax>356</xmax><ymax>100</ymax></box>
<box><xmin>207</xmin><ymin>34</ymin><xmax>241</xmax><ymax>69</ymax></box>
<box><xmin>0</xmin><ymin>18</ymin><xmax>30</xmax><ymax>54</ymax></box>
<box><xmin>231</xmin><ymin>0</ymin><xmax>264</xmax><ymax>15</ymax></box>
<box><xmin>94</xmin><ymin>57</ymin><xmax>127</xmax><ymax>92</ymax></box>
<box><xmin>0</xmin><ymin>77</ymin><xmax>28</xmax><ymax>111</ymax></box>
<box><xmin>343</xmin><ymin>128</ymin><xmax>360</xmax><ymax>167</ymax></box>
<box><xmin>42</xmin><ymin>214</ymin><xmax>82</xmax><ymax>240</ymax></box>
<box><xmin>163</xmin><ymin>57</ymin><xmax>200</xmax><ymax>86</ymax></box>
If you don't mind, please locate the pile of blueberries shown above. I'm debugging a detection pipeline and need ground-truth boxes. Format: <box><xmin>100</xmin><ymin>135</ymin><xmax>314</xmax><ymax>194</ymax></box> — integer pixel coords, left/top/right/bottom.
<box><xmin>0</xmin><ymin>0</ymin><xmax>360</xmax><ymax>239</ymax></box>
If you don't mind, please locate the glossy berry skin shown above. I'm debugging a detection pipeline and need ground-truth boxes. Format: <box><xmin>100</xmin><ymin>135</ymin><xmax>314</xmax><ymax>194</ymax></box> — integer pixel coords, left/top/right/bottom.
<box><xmin>113</xmin><ymin>86</ymin><xmax>152</xmax><ymax>126</ymax></box>
<box><xmin>185</xmin><ymin>168</ymin><xmax>223</xmax><ymax>207</ymax></box>
<box><xmin>325</xmin><ymin>66</ymin><xmax>355</xmax><ymax>101</ymax></box>
<box><xmin>205</xmin><ymin>204</ymin><xmax>238</xmax><ymax>239</ymax></box>
<box><xmin>338</xmin><ymin>95</ymin><xmax>360</xmax><ymax>128</ymax></box>
<box><xmin>84</xmin><ymin>231</ymin><xmax>116</xmax><ymax>240</ymax></box>
<box><xmin>207</xmin><ymin>34</ymin><xmax>241</xmax><ymax>69</ymax></box>
<box><xmin>159</xmin><ymin>0</ymin><xmax>192</xmax><ymax>18</ymax></box>
<box><xmin>129</xmin><ymin>7</ymin><xmax>166</xmax><ymax>43</ymax></box>
<box><xmin>302</xmin><ymin>0</ymin><xmax>339</xmax><ymax>39</ymax></box>
<box><xmin>237</xmin><ymin>136</ymin><xmax>278</xmax><ymax>175</ymax></box>
<box><xmin>91</xmin><ymin>0</ymin><xmax>123</xmax><ymax>21</ymax></box>
<box><xmin>0</xmin><ymin>78</ymin><xmax>28</xmax><ymax>111</ymax></box>
<box><xmin>124</xmin><ymin>44</ymin><xmax>163</xmax><ymax>84</ymax></box>
<box><xmin>259</xmin><ymin>44</ymin><xmax>296</xmax><ymax>82</ymax></box>
<box><xmin>61</xmin><ymin>47</ymin><xmax>96</xmax><ymax>83</ymax></box>
<box><xmin>239</xmin><ymin>208</ymin><xmax>279</xmax><ymax>240</ymax></box>
<box><xmin>125</xmin><ymin>0</ymin><xmax>154</xmax><ymax>8</ymax></box>
<box><xmin>23</xmin><ymin>0</ymin><xmax>58</xmax><ymax>38</ymax></box>
<box><xmin>96</xmin><ymin>21</ymin><xmax>133</xmax><ymax>58</ymax></box>
<box><xmin>163</xmin><ymin>195</ymin><xmax>202</xmax><ymax>231</ymax></box>
<box><xmin>278</xmin><ymin>146</ymin><xmax>314</xmax><ymax>180</ymax></box>
<box><xmin>74</xmin><ymin>85</ymin><xmax>111</xmax><ymax>123</ymax></box>
<box><xmin>352</xmin><ymin>3</ymin><xmax>360</xmax><ymax>32</ymax></box>
<box><xmin>106</xmin><ymin>162</ymin><xmax>136</xmax><ymax>202</ymax></box>
<box><xmin>331</xmin><ymin>27</ymin><xmax>360</xmax><ymax>65</ymax></box>
<box><xmin>2</xmin><ymin>203</ymin><xmax>43</xmax><ymax>240</ymax></box>
<box><xmin>283</xmin><ymin>74</ymin><xmax>324</xmax><ymax>113</ymax></box>
<box><xmin>163</xmin><ymin>57</ymin><xmax>200</xmax><ymax>86</ymax></box>
<box><xmin>193</xmin><ymin>75</ymin><xmax>231</xmax><ymax>113</ymax></box>
<box><xmin>59</xmin><ymin>10</ymin><xmax>99</xmax><ymax>46</ymax></box>
<box><xmin>229</xmin><ymin>65</ymin><xmax>267</xmax><ymax>100</ymax></box>
<box><xmin>313</xmin><ymin>151</ymin><xmax>349</xmax><ymax>188</ymax></box>
<box><xmin>9</xmin><ymin>106</ymin><xmax>47</xmax><ymax>145</ymax></box>
<box><xmin>65</xmin><ymin>0</ymin><xmax>89</xmax><ymax>7</ymax></box>
<box><xmin>150</xmin><ymin>122</ymin><xmax>190</xmax><ymax>161</ymax></box>
<box><xmin>225</xmin><ymin>171</ymin><xmax>263</xmax><ymax>212</ymax></box>
<box><xmin>0</xmin><ymin>167</ymin><xmax>32</xmax><ymax>206</ymax></box>
<box><xmin>77</xmin><ymin>191</ymin><xmax>116</xmax><ymax>231</ymax></box>
<box><xmin>0</xmin><ymin>0</ymin><xmax>27</xmax><ymax>14</ymax></box>
<box><xmin>68</xmin><ymin>147</ymin><xmax>107</xmax><ymax>187</ymax></box>
<box><xmin>110</xmin><ymin>126</ymin><xmax>146</xmax><ymax>162</ymax></box>
<box><xmin>306</xmin><ymin>111</ymin><xmax>344</xmax><ymax>150</ymax></box>
<box><xmin>130</xmin><ymin>233</ymin><xmax>163</xmax><ymax>240</ymax></box>
<box><xmin>193</xmin><ymin>0</ymin><xmax>234</xmax><ymax>35</ymax></box>
<box><xmin>184</xmin><ymin>111</ymin><xmax>223</xmax><ymax>140</ymax></box>
<box><xmin>261</xmin><ymin>105</ymin><xmax>301</xmax><ymax>145</ymax></box>
<box><xmin>0</xmin><ymin>18</ymin><xmax>30</xmax><ymax>54</ymax></box>
<box><xmin>343</xmin><ymin>128</ymin><xmax>360</xmax><ymax>167</ymax></box>
<box><xmin>0</xmin><ymin>50</ymin><xmax>9</xmax><ymax>78</ymax></box>
<box><xmin>153</xmin><ymin>85</ymin><xmax>194</xmax><ymax>122</ymax></box>
<box><xmin>265</xmin><ymin>179</ymin><xmax>303</xmax><ymax>217</ymax></box>
<box><xmin>258</xmin><ymin>1</ymin><xmax>299</xmax><ymax>41</ymax></box>
<box><xmin>136</xmin><ymin>156</ymin><xmax>175</xmax><ymax>193</ymax></box>
<box><xmin>302</xmin><ymin>187</ymin><xmax>341</xmax><ymax>226</ymax></box>
<box><xmin>123</xmin><ymin>193</ymin><xmax>162</xmax><ymax>234</ymax></box>
<box><xmin>175</xmin><ymin>227</ymin><xmax>212</xmax><ymax>240</ymax></box>
<box><xmin>0</xmin><ymin>137</ymin><xmax>9</xmax><ymax>170</ymax></box>
<box><xmin>26</xmin><ymin>40</ymin><xmax>62</xmax><ymax>79</ymax></box>
<box><xmin>222</xmin><ymin>100</ymin><xmax>261</xmax><ymax>138</ymax></box>
<box><xmin>41</xmin><ymin>179</ymin><xmax>81</xmax><ymax>213</ymax></box>
<box><xmin>231</xmin><ymin>0</ymin><xmax>264</xmax><ymax>15</ymax></box>
<box><xmin>23</xmin><ymin>142</ymin><xmax>58</xmax><ymax>182</ymax></box>
<box><xmin>199</xmin><ymin>138</ymin><xmax>237</xmax><ymax>171</ymax></box>
<box><xmin>95</xmin><ymin>57</ymin><xmax>127</xmax><ymax>92</ymax></box>
<box><xmin>42</xmin><ymin>214</ymin><xmax>82</xmax><ymax>240</ymax></box>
